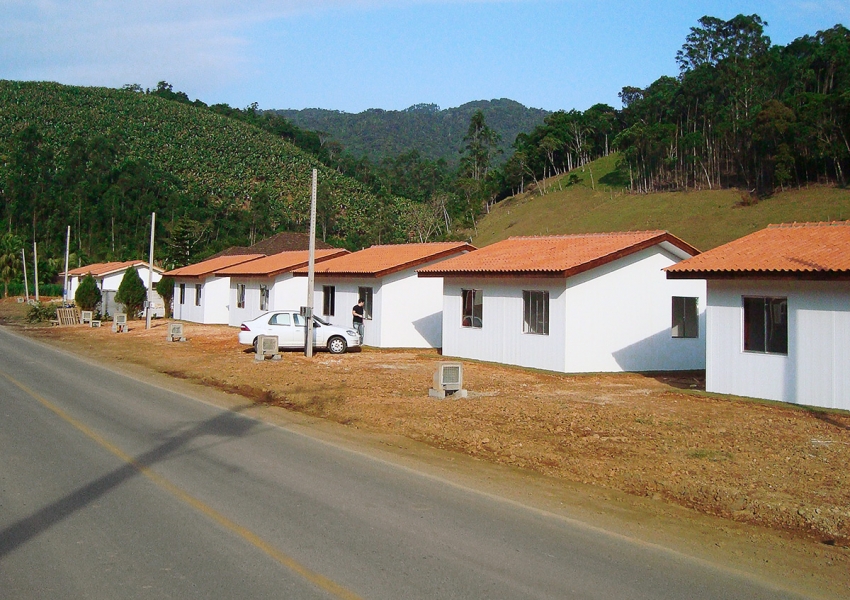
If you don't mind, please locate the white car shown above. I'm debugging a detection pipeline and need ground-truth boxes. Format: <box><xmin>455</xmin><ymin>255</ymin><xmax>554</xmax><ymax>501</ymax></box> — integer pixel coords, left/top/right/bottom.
<box><xmin>238</xmin><ymin>310</ymin><xmax>360</xmax><ymax>354</ymax></box>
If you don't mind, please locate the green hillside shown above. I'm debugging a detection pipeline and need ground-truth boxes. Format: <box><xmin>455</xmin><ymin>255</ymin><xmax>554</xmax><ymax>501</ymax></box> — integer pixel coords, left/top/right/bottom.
<box><xmin>274</xmin><ymin>99</ymin><xmax>549</xmax><ymax>166</ymax></box>
<box><xmin>0</xmin><ymin>81</ymin><xmax>411</xmax><ymax>260</ymax></box>
<box><xmin>473</xmin><ymin>154</ymin><xmax>850</xmax><ymax>251</ymax></box>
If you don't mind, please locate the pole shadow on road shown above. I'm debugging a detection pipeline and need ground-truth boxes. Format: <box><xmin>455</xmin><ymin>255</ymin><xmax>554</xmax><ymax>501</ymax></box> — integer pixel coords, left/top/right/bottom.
<box><xmin>0</xmin><ymin>403</ymin><xmax>264</xmax><ymax>558</ymax></box>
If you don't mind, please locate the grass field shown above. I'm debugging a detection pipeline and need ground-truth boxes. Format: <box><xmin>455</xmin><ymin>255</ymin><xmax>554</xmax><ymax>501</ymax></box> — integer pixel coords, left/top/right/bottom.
<box><xmin>473</xmin><ymin>154</ymin><xmax>850</xmax><ymax>251</ymax></box>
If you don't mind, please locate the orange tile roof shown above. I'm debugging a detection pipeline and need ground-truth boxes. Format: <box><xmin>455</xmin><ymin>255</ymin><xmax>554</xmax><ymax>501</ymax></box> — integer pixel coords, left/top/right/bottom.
<box><xmin>418</xmin><ymin>232</ymin><xmax>699</xmax><ymax>278</ymax></box>
<box><xmin>214</xmin><ymin>249</ymin><xmax>349</xmax><ymax>277</ymax></box>
<box><xmin>296</xmin><ymin>242</ymin><xmax>476</xmax><ymax>278</ymax></box>
<box><xmin>63</xmin><ymin>260</ymin><xmax>162</xmax><ymax>277</ymax></box>
<box><xmin>163</xmin><ymin>254</ymin><xmax>264</xmax><ymax>278</ymax></box>
<box><xmin>666</xmin><ymin>221</ymin><xmax>850</xmax><ymax>279</ymax></box>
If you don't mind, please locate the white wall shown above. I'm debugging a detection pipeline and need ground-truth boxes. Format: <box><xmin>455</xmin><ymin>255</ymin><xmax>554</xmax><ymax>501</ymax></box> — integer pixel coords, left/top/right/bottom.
<box><xmin>312</xmin><ymin>262</ymin><xmax>452</xmax><ymax>348</ymax></box>
<box><xmin>272</xmin><ymin>274</ymin><xmax>309</xmax><ymax>313</ymax></box>
<box><xmin>707</xmin><ymin>280</ymin><xmax>850</xmax><ymax>410</ymax></box>
<box><xmin>442</xmin><ymin>277</ymin><xmax>568</xmax><ymax>371</ymax></box>
<box><xmin>173</xmin><ymin>275</ymin><xmax>230</xmax><ymax>324</ymax></box>
<box><xmin>565</xmin><ymin>247</ymin><xmax>706</xmax><ymax>372</ymax></box>
<box><xmin>314</xmin><ymin>279</ymin><xmax>381</xmax><ymax>346</ymax></box>
<box><xmin>441</xmin><ymin>246</ymin><xmax>706</xmax><ymax>374</ymax></box>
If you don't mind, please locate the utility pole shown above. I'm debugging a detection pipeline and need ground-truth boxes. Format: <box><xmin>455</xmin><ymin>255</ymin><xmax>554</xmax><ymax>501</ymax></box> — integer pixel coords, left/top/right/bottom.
<box><xmin>63</xmin><ymin>226</ymin><xmax>70</xmax><ymax>305</ymax></box>
<box><xmin>146</xmin><ymin>212</ymin><xmax>155</xmax><ymax>330</ymax></box>
<box><xmin>33</xmin><ymin>242</ymin><xmax>39</xmax><ymax>302</ymax></box>
<box><xmin>21</xmin><ymin>248</ymin><xmax>29</xmax><ymax>302</ymax></box>
<box><xmin>305</xmin><ymin>169</ymin><xmax>317</xmax><ymax>357</ymax></box>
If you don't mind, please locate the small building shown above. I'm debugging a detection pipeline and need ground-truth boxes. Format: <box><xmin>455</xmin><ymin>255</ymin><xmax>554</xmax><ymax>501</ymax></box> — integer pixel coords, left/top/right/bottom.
<box><xmin>64</xmin><ymin>260</ymin><xmax>165</xmax><ymax>317</ymax></box>
<box><xmin>418</xmin><ymin>232</ymin><xmax>706</xmax><ymax>373</ymax></box>
<box><xmin>165</xmin><ymin>254</ymin><xmax>264</xmax><ymax>324</ymax></box>
<box><xmin>297</xmin><ymin>242</ymin><xmax>475</xmax><ymax>348</ymax></box>
<box><xmin>214</xmin><ymin>249</ymin><xmax>349</xmax><ymax>327</ymax></box>
<box><xmin>666</xmin><ymin>221</ymin><xmax>850</xmax><ymax>411</ymax></box>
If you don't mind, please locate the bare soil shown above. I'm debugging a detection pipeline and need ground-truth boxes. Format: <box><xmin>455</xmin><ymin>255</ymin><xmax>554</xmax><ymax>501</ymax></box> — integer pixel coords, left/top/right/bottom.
<box><xmin>3</xmin><ymin>299</ymin><xmax>849</xmax><ymax>597</ymax></box>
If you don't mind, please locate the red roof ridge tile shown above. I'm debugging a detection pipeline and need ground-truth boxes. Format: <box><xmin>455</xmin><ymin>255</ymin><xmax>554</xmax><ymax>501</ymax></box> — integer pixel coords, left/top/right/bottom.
<box><xmin>767</xmin><ymin>220</ymin><xmax>850</xmax><ymax>229</ymax></box>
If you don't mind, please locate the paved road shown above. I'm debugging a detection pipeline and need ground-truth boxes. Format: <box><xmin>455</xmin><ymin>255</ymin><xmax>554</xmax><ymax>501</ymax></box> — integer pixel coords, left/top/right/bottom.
<box><xmin>0</xmin><ymin>327</ymin><xmax>809</xmax><ymax>599</ymax></box>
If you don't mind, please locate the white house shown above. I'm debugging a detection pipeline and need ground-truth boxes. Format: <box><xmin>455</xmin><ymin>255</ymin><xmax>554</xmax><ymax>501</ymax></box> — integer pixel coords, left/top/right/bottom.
<box><xmin>418</xmin><ymin>232</ymin><xmax>706</xmax><ymax>373</ymax></box>
<box><xmin>666</xmin><ymin>221</ymin><xmax>850</xmax><ymax>411</ymax></box>
<box><xmin>296</xmin><ymin>242</ymin><xmax>475</xmax><ymax>348</ymax></box>
<box><xmin>214</xmin><ymin>249</ymin><xmax>349</xmax><ymax>327</ymax></box>
<box><xmin>64</xmin><ymin>260</ymin><xmax>165</xmax><ymax>317</ymax></box>
<box><xmin>165</xmin><ymin>254</ymin><xmax>263</xmax><ymax>324</ymax></box>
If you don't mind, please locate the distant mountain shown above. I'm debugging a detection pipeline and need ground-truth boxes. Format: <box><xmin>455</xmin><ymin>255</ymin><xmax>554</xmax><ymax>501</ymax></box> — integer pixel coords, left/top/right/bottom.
<box><xmin>272</xmin><ymin>99</ymin><xmax>550</xmax><ymax>166</ymax></box>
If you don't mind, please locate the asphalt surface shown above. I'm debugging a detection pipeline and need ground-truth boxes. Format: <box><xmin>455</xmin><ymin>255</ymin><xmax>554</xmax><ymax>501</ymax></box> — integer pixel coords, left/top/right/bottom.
<box><xmin>0</xmin><ymin>327</ymin><xmax>811</xmax><ymax>599</ymax></box>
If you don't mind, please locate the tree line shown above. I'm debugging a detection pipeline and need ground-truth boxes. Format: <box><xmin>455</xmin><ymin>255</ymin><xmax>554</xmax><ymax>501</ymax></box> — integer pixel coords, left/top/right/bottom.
<box><xmin>502</xmin><ymin>16</ymin><xmax>849</xmax><ymax>196</ymax></box>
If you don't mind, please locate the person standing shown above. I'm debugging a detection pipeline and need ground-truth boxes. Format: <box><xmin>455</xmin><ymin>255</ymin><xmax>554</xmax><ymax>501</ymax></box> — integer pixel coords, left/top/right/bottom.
<box><xmin>352</xmin><ymin>299</ymin><xmax>365</xmax><ymax>341</ymax></box>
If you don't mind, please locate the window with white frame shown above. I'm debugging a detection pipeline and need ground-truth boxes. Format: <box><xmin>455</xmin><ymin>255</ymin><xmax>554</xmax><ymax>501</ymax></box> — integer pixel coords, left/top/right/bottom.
<box><xmin>358</xmin><ymin>286</ymin><xmax>373</xmax><ymax>320</ymax></box>
<box><xmin>461</xmin><ymin>289</ymin><xmax>483</xmax><ymax>328</ymax></box>
<box><xmin>522</xmin><ymin>290</ymin><xmax>549</xmax><ymax>335</ymax></box>
<box><xmin>323</xmin><ymin>285</ymin><xmax>335</xmax><ymax>316</ymax></box>
<box><xmin>743</xmin><ymin>296</ymin><xmax>787</xmax><ymax>354</ymax></box>
<box><xmin>179</xmin><ymin>283</ymin><xmax>185</xmax><ymax>305</ymax></box>
<box><xmin>237</xmin><ymin>284</ymin><xmax>246</xmax><ymax>309</ymax></box>
<box><xmin>195</xmin><ymin>284</ymin><xmax>202</xmax><ymax>306</ymax></box>
<box><xmin>671</xmin><ymin>296</ymin><xmax>698</xmax><ymax>338</ymax></box>
<box><xmin>259</xmin><ymin>285</ymin><xmax>269</xmax><ymax>311</ymax></box>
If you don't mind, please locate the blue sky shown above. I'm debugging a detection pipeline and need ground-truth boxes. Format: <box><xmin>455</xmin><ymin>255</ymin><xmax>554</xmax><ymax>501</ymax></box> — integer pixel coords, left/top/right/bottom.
<box><xmin>1</xmin><ymin>1</ymin><xmax>847</xmax><ymax>113</ymax></box>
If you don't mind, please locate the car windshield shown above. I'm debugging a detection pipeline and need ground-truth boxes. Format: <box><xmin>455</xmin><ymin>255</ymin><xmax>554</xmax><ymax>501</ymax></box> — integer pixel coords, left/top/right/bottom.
<box><xmin>313</xmin><ymin>315</ymin><xmax>330</xmax><ymax>326</ymax></box>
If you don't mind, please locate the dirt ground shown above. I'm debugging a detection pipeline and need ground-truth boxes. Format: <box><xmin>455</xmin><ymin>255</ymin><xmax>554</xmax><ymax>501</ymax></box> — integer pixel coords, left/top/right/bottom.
<box><xmin>3</xmin><ymin>299</ymin><xmax>850</xmax><ymax>594</ymax></box>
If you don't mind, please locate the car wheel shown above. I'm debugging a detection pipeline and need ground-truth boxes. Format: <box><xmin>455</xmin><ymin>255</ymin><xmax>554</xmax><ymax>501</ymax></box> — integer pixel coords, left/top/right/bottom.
<box><xmin>327</xmin><ymin>336</ymin><xmax>347</xmax><ymax>354</ymax></box>
<box><xmin>252</xmin><ymin>337</ymin><xmax>258</xmax><ymax>353</ymax></box>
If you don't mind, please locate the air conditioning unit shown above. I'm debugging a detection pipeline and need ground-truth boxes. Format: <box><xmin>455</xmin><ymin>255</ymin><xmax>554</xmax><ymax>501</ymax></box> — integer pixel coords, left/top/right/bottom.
<box><xmin>429</xmin><ymin>362</ymin><xmax>467</xmax><ymax>399</ymax></box>
<box><xmin>255</xmin><ymin>335</ymin><xmax>281</xmax><ymax>361</ymax></box>
<box><xmin>166</xmin><ymin>322</ymin><xmax>186</xmax><ymax>342</ymax></box>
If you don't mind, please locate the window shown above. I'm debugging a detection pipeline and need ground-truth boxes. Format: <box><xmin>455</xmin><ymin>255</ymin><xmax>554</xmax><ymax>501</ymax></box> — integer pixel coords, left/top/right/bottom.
<box><xmin>259</xmin><ymin>285</ymin><xmax>269</xmax><ymax>311</ymax></box>
<box><xmin>672</xmin><ymin>296</ymin><xmax>698</xmax><ymax>338</ymax></box>
<box><xmin>461</xmin><ymin>289</ymin><xmax>483</xmax><ymax>328</ymax></box>
<box><xmin>323</xmin><ymin>285</ymin><xmax>335</xmax><ymax>316</ymax></box>
<box><xmin>743</xmin><ymin>297</ymin><xmax>787</xmax><ymax>354</ymax></box>
<box><xmin>195</xmin><ymin>284</ymin><xmax>202</xmax><ymax>306</ymax></box>
<box><xmin>523</xmin><ymin>290</ymin><xmax>549</xmax><ymax>335</ymax></box>
<box><xmin>358</xmin><ymin>286</ymin><xmax>373</xmax><ymax>320</ymax></box>
<box><xmin>179</xmin><ymin>283</ymin><xmax>185</xmax><ymax>305</ymax></box>
<box><xmin>268</xmin><ymin>312</ymin><xmax>291</xmax><ymax>326</ymax></box>
<box><xmin>237</xmin><ymin>284</ymin><xmax>246</xmax><ymax>309</ymax></box>
<box><xmin>293</xmin><ymin>313</ymin><xmax>306</xmax><ymax>327</ymax></box>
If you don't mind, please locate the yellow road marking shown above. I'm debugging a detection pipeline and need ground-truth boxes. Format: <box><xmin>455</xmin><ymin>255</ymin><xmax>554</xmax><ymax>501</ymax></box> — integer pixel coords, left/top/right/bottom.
<box><xmin>2</xmin><ymin>371</ymin><xmax>365</xmax><ymax>600</ymax></box>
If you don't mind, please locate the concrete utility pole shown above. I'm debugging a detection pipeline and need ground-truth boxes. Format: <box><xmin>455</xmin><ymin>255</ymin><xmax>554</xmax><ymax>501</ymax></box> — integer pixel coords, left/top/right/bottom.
<box><xmin>146</xmin><ymin>212</ymin><xmax>155</xmax><ymax>330</ymax></box>
<box><xmin>33</xmin><ymin>242</ymin><xmax>39</xmax><ymax>302</ymax></box>
<box><xmin>63</xmin><ymin>226</ymin><xmax>70</xmax><ymax>305</ymax></box>
<box><xmin>305</xmin><ymin>169</ymin><xmax>317</xmax><ymax>357</ymax></box>
<box><xmin>21</xmin><ymin>248</ymin><xmax>29</xmax><ymax>302</ymax></box>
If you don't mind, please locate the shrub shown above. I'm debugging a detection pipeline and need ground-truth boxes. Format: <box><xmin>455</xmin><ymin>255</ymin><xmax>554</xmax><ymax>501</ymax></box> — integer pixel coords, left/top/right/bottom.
<box><xmin>26</xmin><ymin>302</ymin><xmax>59</xmax><ymax>323</ymax></box>
<box><xmin>74</xmin><ymin>273</ymin><xmax>102</xmax><ymax>311</ymax></box>
<box><xmin>115</xmin><ymin>268</ymin><xmax>147</xmax><ymax>318</ymax></box>
<box><xmin>155</xmin><ymin>276</ymin><xmax>175</xmax><ymax>318</ymax></box>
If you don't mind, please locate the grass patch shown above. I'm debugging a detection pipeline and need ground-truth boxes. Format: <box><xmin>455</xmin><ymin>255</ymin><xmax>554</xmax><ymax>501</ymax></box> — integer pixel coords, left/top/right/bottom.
<box><xmin>474</xmin><ymin>154</ymin><xmax>850</xmax><ymax>250</ymax></box>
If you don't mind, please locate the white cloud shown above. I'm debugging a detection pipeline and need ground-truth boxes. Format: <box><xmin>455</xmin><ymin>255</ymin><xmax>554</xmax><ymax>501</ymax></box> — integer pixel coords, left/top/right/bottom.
<box><xmin>0</xmin><ymin>0</ymin><xmax>513</xmax><ymax>95</ymax></box>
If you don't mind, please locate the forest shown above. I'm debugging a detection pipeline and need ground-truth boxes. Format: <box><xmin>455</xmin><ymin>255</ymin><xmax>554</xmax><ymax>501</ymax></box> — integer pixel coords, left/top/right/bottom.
<box><xmin>1</xmin><ymin>14</ymin><xmax>848</xmax><ymax>294</ymax></box>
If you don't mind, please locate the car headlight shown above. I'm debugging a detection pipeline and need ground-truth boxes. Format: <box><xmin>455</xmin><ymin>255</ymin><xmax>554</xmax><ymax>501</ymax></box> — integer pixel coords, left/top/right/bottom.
<box><xmin>346</xmin><ymin>330</ymin><xmax>358</xmax><ymax>337</ymax></box>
